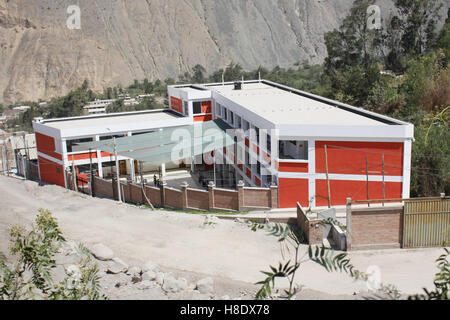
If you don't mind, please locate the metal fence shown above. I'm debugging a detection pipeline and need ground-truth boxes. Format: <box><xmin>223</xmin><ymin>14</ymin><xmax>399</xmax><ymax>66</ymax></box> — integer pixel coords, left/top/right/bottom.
<box><xmin>403</xmin><ymin>197</ymin><xmax>450</xmax><ymax>248</ymax></box>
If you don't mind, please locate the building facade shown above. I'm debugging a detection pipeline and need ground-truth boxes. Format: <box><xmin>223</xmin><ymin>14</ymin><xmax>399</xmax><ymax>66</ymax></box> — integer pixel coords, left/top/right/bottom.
<box><xmin>33</xmin><ymin>109</ymin><xmax>192</xmax><ymax>188</ymax></box>
<box><xmin>167</xmin><ymin>80</ymin><xmax>413</xmax><ymax>208</ymax></box>
<box><xmin>34</xmin><ymin>80</ymin><xmax>413</xmax><ymax>209</ymax></box>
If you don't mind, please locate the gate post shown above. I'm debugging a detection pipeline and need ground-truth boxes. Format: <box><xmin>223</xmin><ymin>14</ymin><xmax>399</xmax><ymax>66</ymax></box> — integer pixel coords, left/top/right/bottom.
<box><xmin>160</xmin><ymin>181</ymin><xmax>167</xmax><ymax>208</ymax></box>
<box><xmin>346</xmin><ymin>197</ymin><xmax>352</xmax><ymax>251</ymax></box>
<box><xmin>208</xmin><ymin>181</ymin><xmax>215</xmax><ymax>210</ymax></box>
<box><xmin>181</xmin><ymin>182</ymin><xmax>189</xmax><ymax>210</ymax></box>
<box><xmin>237</xmin><ymin>180</ymin><xmax>244</xmax><ymax>211</ymax></box>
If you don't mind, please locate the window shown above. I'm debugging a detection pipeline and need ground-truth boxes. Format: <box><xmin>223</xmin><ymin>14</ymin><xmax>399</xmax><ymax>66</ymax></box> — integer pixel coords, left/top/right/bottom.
<box><xmin>267</xmin><ymin>134</ymin><xmax>271</xmax><ymax>153</ymax></box>
<box><xmin>193</xmin><ymin>102</ymin><xmax>202</xmax><ymax>114</ymax></box>
<box><xmin>257</xmin><ymin>161</ymin><xmax>261</xmax><ymax>176</ymax></box>
<box><xmin>266</xmin><ymin>174</ymin><xmax>272</xmax><ymax>186</ymax></box>
<box><xmin>245</xmin><ymin>150</ymin><xmax>250</xmax><ymax>166</ymax></box>
<box><xmin>243</xmin><ymin>120</ymin><xmax>250</xmax><ymax>131</ymax></box>
<box><xmin>66</xmin><ymin>137</ymin><xmax>93</xmax><ymax>153</ymax></box>
<box><xmin>230</xmin><ymin>111</ymin><xmax>234</xmax><ymax>126</ymax></box>
<box><xmin>236</xmin><ymin>115</ymin><xmax>242</xmax><ymax>129</ymax></box>
<box><xmin>216</xmin><ymin>104</ymin><xmax>221</xmax><ymax>117</ymax></box>
<box><xmin>279</xmin><ymin>140</ymin><xmax>308</xmax><ymax>160</ymax></box>
<box><xmin>255</xmin><ymin>126</ymin><xmax>260</xmax><ymax>144</ymax></box>
<box><xmin>184</xmin><ymin>101</ymin><xmax>189</xmax><ymax>116</ymax></box>
<box><xmin>99</xmin><ymin>134</ymin><xmax>125</xmax><ymax>141</ymax></box>
<box><xmin>132</xmin><ymin>131</ymin><xmax>155</xmax><ymax>136</ymax></box>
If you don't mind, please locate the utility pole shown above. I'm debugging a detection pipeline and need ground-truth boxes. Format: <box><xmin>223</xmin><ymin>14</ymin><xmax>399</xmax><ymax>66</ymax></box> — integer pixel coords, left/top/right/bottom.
<box><xmin>366</xmin><ymin>155</ymin><xmax>370</xmax><ymax>207</ymax></box>
<box><xmin>22</xmin><ymin>134</ymin><xmax>29</xmax><ymax>179</ymax></box>
<box><xmin>5</xmin><ymin>137</ymin><xmax>10</xmax><ymax>177</ymax></box>
<box><xmin>324</xmin><ymin>145</ymin><xmax>331</xmax><ymax>208</ymax></box>
<box><xmin>382</xmin><ymin>154</ymin><xmax>385</xmax><ymax>206</ymax></box>
<box><xmin>113</xmin><ymin>137</ymin><xmax>122</xmax><ymax>202</ymax></box>
<box><xmin>1</xmin><ymin>145</ymin><xmax>5</xmax><ymax>174</ymax></box>
<box><xmin>213</xmin><ymin>151</ymin><xmax>216</xmax><ymax>187</ymax></box>
<box><xmin>72</xmin><ymin>155</ymin><xmax>78</xmax><ymax>192</ymax></box>
<box><xmin>89</xmin><ymin>148</ymin><xmax>93</xmax><ymax>196</ymax></box>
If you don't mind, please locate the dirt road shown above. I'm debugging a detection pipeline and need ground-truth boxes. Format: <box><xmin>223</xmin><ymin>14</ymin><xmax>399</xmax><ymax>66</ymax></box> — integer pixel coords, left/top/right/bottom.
<box><xmin>0</xmin><ymin>176</ymin><xmax>444</xmax><ymax>298</ymax></box>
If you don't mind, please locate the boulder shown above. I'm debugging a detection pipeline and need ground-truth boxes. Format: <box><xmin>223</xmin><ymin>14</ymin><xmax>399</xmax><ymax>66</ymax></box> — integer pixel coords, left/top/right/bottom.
<box><xmin>142</xmin><ymin>270</ymin><xmax>157</xmax><ymax>281</ymax></box>
<box><xmin>126</xmin><ymin>266</ymin><xmax>142</xmax><ymax>277</ymax></box>
<box><xmin>106</xmin><ymin>260</ymin><xmax>128</xmax><ymax>274</ymax></box>
<box><xmin>137</xmin><ymin>280</ymin><xmax>153</xmax><ymax>290</ymax></box>
<box><xmin>91</xmin><ymin>243</ymin><xmax>114</xmax><ymax>261</ymax></box>
<box><xmin>196</xmin><ymin>277</ymin><xmax>214</xmax><ymax>295</ymax></box>
<box><xmin>162</xmin><ymin>276</ymin><xmax>188</xmax><ymax>294</ymax></box>
<box><xmin>155</xmin><ymin>272</ymin><xmax>165</xmax><ymax>286</ymax></box>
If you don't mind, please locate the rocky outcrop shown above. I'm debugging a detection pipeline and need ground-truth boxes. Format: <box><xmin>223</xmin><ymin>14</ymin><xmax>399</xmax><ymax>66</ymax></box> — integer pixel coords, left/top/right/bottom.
<box><xmin>0</xmin><ymin>0</ymin><xmax>447</xmax><ymax>104</ymax></box>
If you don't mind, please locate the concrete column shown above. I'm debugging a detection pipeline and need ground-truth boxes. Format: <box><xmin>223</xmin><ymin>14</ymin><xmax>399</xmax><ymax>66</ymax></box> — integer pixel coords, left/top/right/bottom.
<box><xmin>161</xmin><ymin>163</ymin><xmax>166</xmax><ymax>179</ymax></box>
<box><xmin>129</xmin><ymin>159</ymin><xmax>136</xmax><ymax>182</ymax></box>
<box><xmin>160</xmin><ymin>181</ymin><xmax>167</xmax><ymax>208</ymax></box>
<box><xmin>237</xmin><ymin>180</ymin><xmax>245</xmax><ymax>211</ymax></box>
<box><xmin>208</xmin><ymin>181</ymin><xmax>215</xmax><ymax>210</ymax></box>
<box><xmin>181</xmin><ymin>181</ymin><xmax>189</xmax><ymax>210</ymax></box>
<box><xmin>346</xmin><ymin>197</ymin><xmax>352</xmax><ymax>251</ymax></box>
<box><xmin>270</xmin><ymin>183</ymin><xmax>279</xmax><ymax>208</ymax></box>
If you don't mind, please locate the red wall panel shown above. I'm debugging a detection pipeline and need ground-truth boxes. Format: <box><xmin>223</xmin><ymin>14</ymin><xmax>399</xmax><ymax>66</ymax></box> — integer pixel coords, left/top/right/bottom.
<box><xmin>35</xmin><ymin>132</ymin><xmax>62</xmax><ymax>160</ymax></box>
<box><xmin>315</xmin><ymin>141</ymin><xmax>404</xmax><ymax>176</ymax></box>
<box><xmin>38</xmin><ymin>156</ymin><xmax>65</xmax><ymax>187</ymax></box>
<box><xmin>170</xmin><ymin>96</ymin><xmax>183</xmax><ymax>113</ymax></box>
<box><xmin>315</xmin><ymin>179</ymin><xmax>403</xmax><ymax>206</ymax></box>
<box><xmin>278</xmin><ymin>161</ymin><xmax>308</xmax><ymax>173</ymax></box>
<box><xmin>201</xmin><ymin>101</ymin><xmax>212</xmax><ymax>114</ymax></box>
<box><xmin>71</xmin><ymin>152</ymin><xmax>98</xmax><ymax>161</ymax></box>
<box><xmin>194</xmin><ymin>115</ymin><xmax>213</xmax><ymax>122</ymax></box>
<box><xmin>279</xmin><ymin>178</ymin><xmax>309</xmax><ymax>208</ymax></box>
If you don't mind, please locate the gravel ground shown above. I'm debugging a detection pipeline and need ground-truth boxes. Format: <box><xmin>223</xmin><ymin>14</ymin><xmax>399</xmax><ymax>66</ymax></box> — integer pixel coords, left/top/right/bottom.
<box><xmin>0</xmin><ymin>176</ymin><xmax>444</xmax><ymax>300</ymax></box>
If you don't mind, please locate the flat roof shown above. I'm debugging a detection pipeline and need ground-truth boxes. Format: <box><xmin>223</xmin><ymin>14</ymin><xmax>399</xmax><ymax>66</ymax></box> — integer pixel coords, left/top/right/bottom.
<box><xmin>39</xmin><ymin>109</ymin><xmax>181</xmax><ymax>130</ymax></box>
<box><xmin>208</xmin><ymin>82</ymin><xmax>387</xmax><ymax>126</ymax></box>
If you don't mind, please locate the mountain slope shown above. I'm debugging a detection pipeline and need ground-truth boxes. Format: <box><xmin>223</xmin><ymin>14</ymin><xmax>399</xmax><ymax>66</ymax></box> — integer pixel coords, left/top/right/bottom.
<box><xmin>0</xmin><ymin>0</ymin><xmax>446</xmax><ymax>104</ymax></box>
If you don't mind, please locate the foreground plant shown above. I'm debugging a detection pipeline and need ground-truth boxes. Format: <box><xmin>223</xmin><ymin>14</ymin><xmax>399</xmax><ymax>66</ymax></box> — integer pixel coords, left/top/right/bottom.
<box><xmin>252</xmin><ymin>221</ymin><xmax>449</xmax><ymax>300</ymax></box>
<box><xmin>0</xmin><ymin>209</ymin><xmax>106</xmax><ymax>300</ymax></box>
<box><xmin>249</xmin><ymin>222</ymin><xmax>308</xmax><ymax>300</ymax></box>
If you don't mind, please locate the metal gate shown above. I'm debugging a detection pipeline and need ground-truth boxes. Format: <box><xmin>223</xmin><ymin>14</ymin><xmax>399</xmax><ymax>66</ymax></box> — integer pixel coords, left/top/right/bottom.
<box><xmin>402</xmin><ymin>198</ymin><xmax>450</xmax><ymax>248</ymax></box>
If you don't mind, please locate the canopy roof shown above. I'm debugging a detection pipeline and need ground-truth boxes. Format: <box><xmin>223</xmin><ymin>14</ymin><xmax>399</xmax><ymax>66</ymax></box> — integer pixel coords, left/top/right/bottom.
<box><xmin>76</xmin><ymin>119</ymin><xmax>235</xmax><ymax>165</ymax></box>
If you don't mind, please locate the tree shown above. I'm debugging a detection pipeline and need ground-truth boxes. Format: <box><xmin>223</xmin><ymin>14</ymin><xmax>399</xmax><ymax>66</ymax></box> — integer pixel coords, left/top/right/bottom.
<box><xmin>324</xmin><ymin>0</ymin><xmax>383</xmax><ymax>72</ymax></box>
<box><xmin>223</xmin><ymin>62</ymin><xmax>244</xmax><ymax>82</ymax></box>
<box><xmin>386</xmin><ymin>0</ymin><xmax>443</xmax><ymax>71</ymax></box>
<box><xmin>323</xmin><ymin>0</ymin><xmax>383</xmax><ymax>105</ymax></box>
<box><xmin>192</xmin><ymin>64</ymin><xmax>206</xmax><ymax>83</ymax></box>
<box><xmin>0</xmin><ymin>209</ymin><xmax>106</xmax><ymax>300</ymax></box>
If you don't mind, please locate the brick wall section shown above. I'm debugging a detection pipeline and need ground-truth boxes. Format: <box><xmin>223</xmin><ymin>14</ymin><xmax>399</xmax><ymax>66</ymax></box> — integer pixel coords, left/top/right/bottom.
<box><xmin>88</xmin><ymin>177</ymin><xmax>278</xmax><ymax>212</ymax></box>
<box><xmin>129</xmin><ymin>184</ymin><xmax>144</xmax><ymax>204</ymax></box>
<box><xmin>164</xmin><ymin>187</ymin><xmax>183</xmax><ymax>208</ymax></box>
<box><xmin>350</xmin><ymin>207</ymin><xmax>403</xmax><ymax>249</ymax></box>
<box><xmin>145</xmin><ymin>186</ymin><xmax>161</xmax><ymax>207</ymax></box>
<box><xmin>214</xmin><ymin>188</ymin><xmax>239</xmax><ymax>210</ymax></box>
<box><xmin>120</xmin><ymin>182</ymin><xmax>130</xmax><ymax>202</ymax></box>
<box><xmin>187</xmin><ymin>189</ymin><xmax>209</xmax><ymax>210</ymax></box>
<box><xmin>296</xmin><ymin>203</ymin><xmax>323</xmax><ymax>245</ymax></box>
<box><xmin>243</xmin><ymin>188</ymin><xmax>271</xmax><ymax>208</ymax></box>
<box><xmin>93</xmin><ymin>176</ymin><xmax>115</xmax><ymax>199</ymax></box>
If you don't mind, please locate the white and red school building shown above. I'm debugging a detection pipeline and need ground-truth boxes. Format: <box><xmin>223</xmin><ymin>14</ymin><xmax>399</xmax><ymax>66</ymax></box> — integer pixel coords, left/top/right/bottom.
<box><xmin>168</xmin><ymin>80</ymin><xmax>413</xmax><ymax>208</ymax></box>
<box><xmin>33</xmin><ymin>80</ymin><xmax>413</xmax><ymax>209</ymax></box>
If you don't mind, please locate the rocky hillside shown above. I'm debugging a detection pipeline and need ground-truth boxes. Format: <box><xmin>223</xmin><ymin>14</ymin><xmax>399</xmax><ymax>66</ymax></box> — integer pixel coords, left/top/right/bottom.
<box><xmin>0</xmin><ymin>0</ymin><xmax>446</xmax><ymax>104</ymax></box>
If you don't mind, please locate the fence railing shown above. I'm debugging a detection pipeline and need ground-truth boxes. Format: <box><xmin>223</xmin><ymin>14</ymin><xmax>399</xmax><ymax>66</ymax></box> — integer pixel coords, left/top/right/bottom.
<box><xmin>75</xmin><ymin>175</ymin><xmax>279</xmax><ymax>212</ymax></box>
